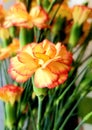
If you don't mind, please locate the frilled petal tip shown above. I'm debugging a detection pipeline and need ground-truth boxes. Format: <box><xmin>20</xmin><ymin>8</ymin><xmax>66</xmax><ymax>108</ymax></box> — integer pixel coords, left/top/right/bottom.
<box><xmin>73</xmin><ymin>5</ymin><xmax>92</xmax><ymax>25</ymax></box>
<box><xmin>30</xmin><ymin>6</ymin><xmax>49</xmax><ymax>29</ymax></box>
<box><xmin>8</xmin><ymin>67</ymin><xmax>30</xmax><ymax>82</ymax></box>
<box><xmin>8</xmin><ymin>51</ymin><xmax>39</xmax><ymax>82</ymax></box>
<box><xmin>3</xmin><ymin>2</ymin><xmax>32</xmax><ymax>28</ymax></box>
<box><xmin>0</xmin><ymin>84</ymin><xmax>24</xmax><ymax>105</ymax></box>
<box><xmin>34</xmin><ymin>68</ymin><xmax>68</xmax><ymax>89</ymax></box>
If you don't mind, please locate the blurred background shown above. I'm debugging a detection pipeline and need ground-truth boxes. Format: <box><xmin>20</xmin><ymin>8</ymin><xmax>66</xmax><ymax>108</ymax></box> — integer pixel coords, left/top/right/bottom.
<box><xmin>0</xmin><ymin>0</ymin><xmax>92</xmax><ymax>130</ymax></box>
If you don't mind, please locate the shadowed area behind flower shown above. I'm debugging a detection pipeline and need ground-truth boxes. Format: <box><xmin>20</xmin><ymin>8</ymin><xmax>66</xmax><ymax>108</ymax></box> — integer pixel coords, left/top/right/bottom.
<box><xmin>0</xmin><ymin>1</ymin><xmax>92</xmax><ymax>130</ymax></box>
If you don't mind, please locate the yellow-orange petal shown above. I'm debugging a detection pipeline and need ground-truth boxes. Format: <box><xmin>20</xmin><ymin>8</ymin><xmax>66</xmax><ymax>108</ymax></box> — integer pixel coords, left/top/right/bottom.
<box><xmin>33</xmin><ymin>39</ymin><xmax>56</xmax><ymax>59</ymax></box>
<box><xmin>8</xmin><ymin>68</ymin><xmax>30</xmax><ymax>82</ymax></box>
<box><xmin>57</xmin><ymin>72</ymin><xmax>68</xmax><ymax>85</ymax></box>
<box><xmin>0</xmin><ymin>84</ymin><xmax>24</xmax><ymax>105</ymax></box>
<box><xmin>29</xmin><ymin>6</ymin><xmax>49</xmax><ymax>28</ymax></box>
<box><xmin>34</xmin><ymin>53</ymin><xmax>50</xmax><ymax>63</ymax></box>
<box><xmin>17</xmin><ymin>51</ymin><xmax>39</xmax><ymax>65</ymax></box>
<box><xmin>47</xmin><ymin>61</ymin><xmax>70</xmax><ymax>74</ymax></box>
<box><xmin>4</xmin><ymin>2</ymin><xmax>32</xmax><ymax>28</ymax></box>
<box><xmin>21</xmin><ymin>43</ymin><xmax>37</xmax><ymax>57</ymax></box>
<box><xmin>42</xmin><ymin>39</ymin><xmax>56</xmax><ymax>58</ymax></box>
<box><xmin>0</xmin><ymin>38</ymin><xmax>19</xmax><ymax>60</ymax></box>
<box><xmin>34</xmin><ymin>68</ymin><xmax>58</xmax><ymax>88</ymax></box>
<box><xmin>56</xmin><ymin>45</ymin><xmax>73</xmax><ymax>65</ymax></box>
<box><xmin>10</xmin><ymin>56</ymin><xmax>36</xmax><ymax>76</ymax></box>
<box><xmin>72</xmin><ymin>5</ymin><xmax>92</xmax><ymax>25</ymax></box>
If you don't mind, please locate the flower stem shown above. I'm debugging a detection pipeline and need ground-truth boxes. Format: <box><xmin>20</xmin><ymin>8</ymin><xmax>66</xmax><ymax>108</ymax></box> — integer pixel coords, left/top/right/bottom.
<box><xmin>37</xmin><ymin>97</ymin><xmax>43</xmax><ymax>130</ymax></box>
<box><xmin>19</xmin><ymin>27</ymin><xmax>28</xmax><ymax>48</ymax></box>
<box><xmin>47</xmin><ymin>0</ymin><xmax>56</xmax><ymax>13</ymax></box>
<box><xmin>59</xmin><ymin>95</ymin><xmax>83</xmax><ymax>130</ymax></box>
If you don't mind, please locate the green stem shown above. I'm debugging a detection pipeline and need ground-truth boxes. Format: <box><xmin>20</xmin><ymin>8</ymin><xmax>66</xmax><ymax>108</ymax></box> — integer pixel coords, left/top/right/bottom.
<box><xmin>2</xmin><ymin>39</ymin><xmax>8</xmax><ymax>48</ymax></box>
<box><xmin>53</xmin><ymin>68</ymin><xmax>87</xmax><ymax>130</ymax></box>
<box><xmin>5</xmin><ymin>102</ymin><xmax>17</xmax><ymax>130</ymax></box>
<box><xmin>59</xmin><ymin>94</ymin><xmax>85</xmax><ymax>130</ymax></box>
<box><xmin>9</xmin><ymin>26</ymin><xmax>16</xmax><ymax>38</ymax></box>
<box><xmin>37</xmin><ymin>97</ymin><xmax>43</xmax><ymax>130</ymax></box>
<box><xmin>19</xmin><ymin>27</ymin><xmax>28</xmax><ymax>48</ymax></box>
<box><xmin>55</xmin><ymin>66</ymin><xmax>87</xmax><ymax>105</ymax></box>
<box><xmin>74</xmin><ymin>111</ymin><xmax>92</xmax><ymax>130</ymax></box>
<box><xmin>47</xmin><ymin>0</ymin><xmax>56</xmax><ymax>13</ymax></box>
<box><xmin>48</xmin><ymin>4</ymin><xmax>61</xmax><ymax>25</ymax></box>
<box><xmin>28</xmin><ymin>103</ymin><xmax>36</xmax><ymax>130</ymax></box>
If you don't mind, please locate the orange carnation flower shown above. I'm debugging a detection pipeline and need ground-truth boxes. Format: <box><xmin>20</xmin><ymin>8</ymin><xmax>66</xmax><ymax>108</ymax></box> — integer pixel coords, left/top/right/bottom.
<box><xmin>4</xmin><ymin>2</ymin><xmax>49</xmax><ymax>28</ymax></box>
<box><xmin>8</xmin><ymin>39</ymin><xmax>73</xmax><ymax>89</ymax></box>
<box><xmin>0</xmin><ymin>38</ymin><xmax>19</xmax><ymax>60</ymax></box>
<box><xmin>0</xmin><ymin>84</ymin><xmax>24</xmax><ymax>105</ymax></box>
<box><xmin>72</xmin><ymin>5</ymin><xmax>92</xmax><ymax>25</ymax></box>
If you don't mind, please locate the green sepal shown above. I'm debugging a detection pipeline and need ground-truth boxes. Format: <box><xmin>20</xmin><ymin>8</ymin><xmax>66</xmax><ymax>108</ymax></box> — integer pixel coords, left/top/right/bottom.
<box><xmin>69</xmin><ymin>23</ymin><xmax>82</xmax><ymax>48</ymax></box>
<box><xmin>5</xmin><ymin>102</ymin><xmax>17</xmax><ymax>129</ymax></box>
<box><xmin>32</xmin><ymin>76</ymin><xmax>48</xmax><ymax>99</ymax></box>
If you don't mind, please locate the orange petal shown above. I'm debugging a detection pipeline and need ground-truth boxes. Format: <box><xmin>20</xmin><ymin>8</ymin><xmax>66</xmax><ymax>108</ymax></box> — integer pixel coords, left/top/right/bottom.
<box><xmin>34</xmin><ymin>53</ymin><xmax>50</xmax><ymax>63</ymax></box>
<box><xmin>29</xmin><ymin>6</ymin><xmax>49</xmax><ymax>28</ymax></box>
<box><xmin>0</xmin><ymin>84</ymin><xmax>24</xmax><ymax>105</ymax></box>
<box><xmin>18</xmin><ymin>51</ymin><xmax>39</xmax><ymax>65</ymax></box>
<box><xmin>47</xmin><ymin>72</ymin><xmax>68</xmax><ymax>89</ymax></box>
<box><xmin>47</xmin><ymin>61</ymin><xmax>70</xmax><ymax>74</ymax></box>
<box><xmin>42</xmin><ymin>39</ymin><xmax>56</xmax><ymax>58</ymax></box>
<box><xmin>33</xmin><ymin>39</ymin><xmax>56</xmax><ymax>59</ymax></box>
<box><xmin>4</xmin><ymin>2</ymin><xmax>32</xmax><ymax>28</ymax></box>
<box><xmin>58</xmin><ymin>73</ymin><xmax>68</xmax><ymax>84</ymax></box>
<box><xmin>10</xmin><ymin>56</ymin><xmax>36</xmax><ymax>76</ymax></box>
<box><xmin>22</xmin><ymin>43</ymin><xmax>37</xmax><ymax>57</ymax></box>
<box><xmin>8</xmin><ymin>68</ymin><xmax>30</xmax><ymax>82</ymax></box>
<box><xmin>34</xmin><ymin>68</ymin><xmax>58</xmax><ymax>88</ymax></box>
<box><xmin>56</xmin><ymin>45</ymin><xmax>73</xmax><ymax>65</ymax></box>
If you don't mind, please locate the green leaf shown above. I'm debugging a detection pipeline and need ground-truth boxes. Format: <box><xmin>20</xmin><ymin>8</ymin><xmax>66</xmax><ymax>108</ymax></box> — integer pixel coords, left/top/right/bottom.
<box><xmin>78</xmin><ymin>97</ymin><xmax>92</xmax><ymax>124</ymax></box>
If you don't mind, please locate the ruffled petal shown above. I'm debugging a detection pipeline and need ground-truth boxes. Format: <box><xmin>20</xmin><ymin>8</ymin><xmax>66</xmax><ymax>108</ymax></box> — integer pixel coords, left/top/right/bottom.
<box><xmin>8</xmin><ymin>67</ymin><xmax>30</xmax><ymax>82</ymax></box>
<box><xmin>29</xmin><ymin>6</ymin><xmax>49</xmax><ymax>28</ymax></box>
<box><xmin>34</xmin><ymin>67</ymin><xmax>68</xmax><ymax>89</ymax></box>
<box><xmin>56</xmin><ymin>44</ymin><xmax>72</xmax><ymax>65</ymax></box>
<box><xmin>34</xmin><ymin>68</ymin><xmax>58</xmax><ymax>88</ymax></box>
<box><xmin>4</xmin><ymin>2</ymin><xmax>32</xmax><ymax>28</ymax></box>
<box><xmin>47</xmin><ymin>61</ymin><xmax>70</xmax><ymax>74</ymax></box>
<box><xmin>0</xmin><ymin>84</ymin><xmax>24</xmax><ymax>105</ymax></box>
<box><xmin>10</xmin><ymin>56</ymin><xmax>36</xmax><ymax>76</ymax></box>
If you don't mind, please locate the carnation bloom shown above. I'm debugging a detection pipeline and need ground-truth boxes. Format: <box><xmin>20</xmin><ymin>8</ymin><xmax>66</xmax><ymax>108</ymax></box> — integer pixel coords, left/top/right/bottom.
<box><xmin>0</xmin><ymin>38</ymin><xmax>19</xmax><ymax>60</ymax></box>
<box><xmin>0</xmin><ymin>84</ymin><xmax>24</xmax><ymax>105</ymax></box>
<box><xmin>72</xmin><ymin>5</ymin><xmax>92</xmax><ymax>25</ymax></box>
<box><xmin>8</xmin><ymin>39</ymin><xmax>72</xmax><ymax>89</ymax></box>
<box><xmin>4</xmin><ymin>2</ymin><xmax>49</xmax><ymax>28</ymax></box>
<box><xmin>56</xmin><ymin>4</ymin><xmax>72</xmax><ymax>20</ymax></box>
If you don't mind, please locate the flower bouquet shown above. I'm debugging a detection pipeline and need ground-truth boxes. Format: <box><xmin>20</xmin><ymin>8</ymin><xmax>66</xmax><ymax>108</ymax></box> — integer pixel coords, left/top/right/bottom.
<box><xmin>0</xmin><ymin>0</ymin><xmax>92</xmax><ymax>130</ymax></box>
